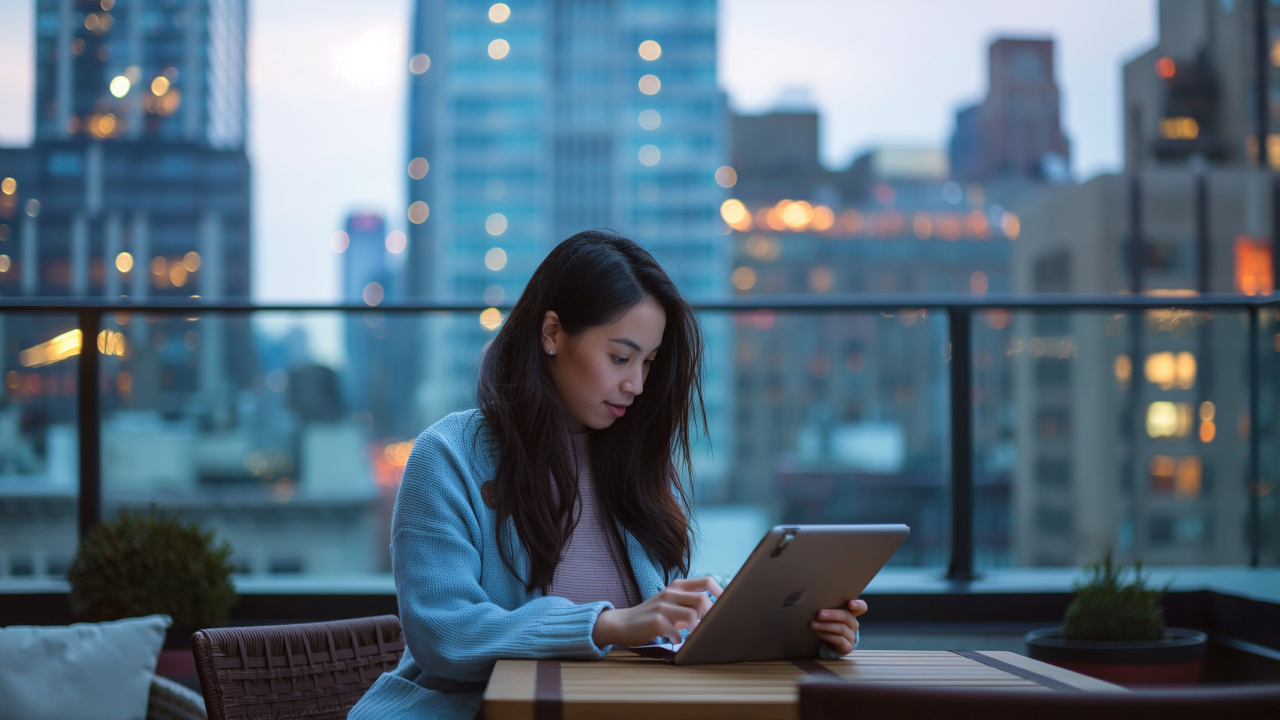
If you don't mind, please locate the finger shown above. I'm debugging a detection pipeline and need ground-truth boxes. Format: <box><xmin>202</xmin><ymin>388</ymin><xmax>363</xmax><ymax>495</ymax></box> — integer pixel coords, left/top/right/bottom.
<box><xmin>810</xmin><ymin>621</ymin><xmax>857</xmax><ymax>643</ymax></box>
<box><xmin>816</xmin><ymin>608</ymin><xmax>853</xmax><ymax>624</ymax></box>
<box><xmin>817</xmin><ymin>634</ymin><xmax>854</xmax><ymax>655</ymax></box>
<box><xmin>660</xmin><ymin>602</ymin><xmax>701</xmax><ymax>628</ymax></box>
<box><xmin>848</xmin><ymin>599</ymin><xmax>868</xmax><ymax>615</ymax></box>
<box><xmin>663</xmin><ymin>589</ymin><xmax>715</xmax><ymax>617</ymax></box>
<box><xmin>672</xmin><ymin>576</ymin><xmax>724</xmax><ymax>598</ymax></box>
<box><xmin>654</xmin><ymin>617</ymin><xmax>684</xmax><ymax>646</ymax></box>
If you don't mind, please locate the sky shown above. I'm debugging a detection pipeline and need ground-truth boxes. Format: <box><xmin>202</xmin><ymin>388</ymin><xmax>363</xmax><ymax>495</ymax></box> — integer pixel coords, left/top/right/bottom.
<box><xmin>0</xmin><ymin>0</ymin><xmax>1157</xmax><ymax>306</ymax></box>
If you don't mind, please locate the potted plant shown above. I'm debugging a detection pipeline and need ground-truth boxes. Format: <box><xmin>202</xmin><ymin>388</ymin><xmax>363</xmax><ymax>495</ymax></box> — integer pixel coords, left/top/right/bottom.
<box><xmin>67</xmin><ymin>508</ymin><xmax>237</xmax><ymax>681</ymax></box>
<box><xmin>1025</xmin><ymin>553</ymin><xmax>1206</xmax><ymax>686</ymax></box>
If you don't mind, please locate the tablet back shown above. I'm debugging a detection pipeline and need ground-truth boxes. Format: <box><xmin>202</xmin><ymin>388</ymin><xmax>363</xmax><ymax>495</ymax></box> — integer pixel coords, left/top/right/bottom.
<box><xmin>674</xmin><ymin>524</ymin><xmax>909</xmax><ymax>665</ymax></box>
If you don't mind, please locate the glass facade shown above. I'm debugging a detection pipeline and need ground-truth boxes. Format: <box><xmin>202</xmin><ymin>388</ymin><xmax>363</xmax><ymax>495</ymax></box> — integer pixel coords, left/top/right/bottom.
<box><xmin>408</xmin><ymin>0</ymin><xmax>731</xmax><ymax>489</ymax></box>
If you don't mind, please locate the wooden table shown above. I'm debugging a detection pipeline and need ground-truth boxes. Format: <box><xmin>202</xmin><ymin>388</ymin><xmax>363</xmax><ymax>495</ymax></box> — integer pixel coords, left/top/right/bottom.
<box><xmin>482</xmin><ymin>649</ymin><xmax>1122</xmax><ymax>720</ymax></box>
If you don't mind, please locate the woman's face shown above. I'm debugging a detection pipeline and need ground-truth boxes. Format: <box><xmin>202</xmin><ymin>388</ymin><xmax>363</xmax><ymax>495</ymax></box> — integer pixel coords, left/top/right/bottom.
<box><xmin>541</xmin><ymin>295</ymin><xmax>666</xmax><ymax>431</ymax></box>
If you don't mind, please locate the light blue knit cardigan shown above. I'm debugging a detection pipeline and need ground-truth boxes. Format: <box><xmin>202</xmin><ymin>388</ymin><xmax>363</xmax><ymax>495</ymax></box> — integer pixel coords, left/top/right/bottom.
<box><xmin>348</xmin><ymin>410</ymin><xmax>671</xmax><ymax>720</ymax></box>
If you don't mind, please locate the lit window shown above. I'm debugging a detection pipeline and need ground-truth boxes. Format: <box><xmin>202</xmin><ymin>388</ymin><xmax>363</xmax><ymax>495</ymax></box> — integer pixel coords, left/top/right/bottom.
<box><xmin>330</xmin><ymin>231</ymin><xmax>350</xmax><ymax>253</ymax></box>
<box><xmin>638</xmin><ymin>40</ymin><xmax>661</xmax><ymax>61</ymax></box>
<box><xmin>1</xmin><ymin>177</ymin><xmax>15</xmax><ymax>195</ymax></box>
<box><xmin>485</xmin><ymin>213</ymin><xmax>508</xmax><ymax>236</ymax></box>
<box><xmin>810</xmin><ymin>206</ymin><xmax>835</xmax><ymax>232</ymax></box>
<box><xmin>1143</xmin><ymin>351</ymin><xmax>1195</xmax><ymax>390</ymax></box>
<box><xmin>809</xmin><ymin>266</ymin><xmax>833</xmax><ymax>293</ymax></box>
<box><xmin>408</xmin><ymin>201</ymin><xmax>430</xmax><ymax>224</ymax></box>
<box><xmin>970</xmin><ymin>270</ymin><xmax>988</xmax><ymax>294</ymax></box>
<box><xmin>485</xmin><ymin>247</ymin><xmax>507</xmax><ymax>271</ymax></box>
<box><xmin>1146</xmin><ymin>401</ymin><xmax>1193</xmax><ymax>438</ymax></box>
<box><xmin>1001</xmin><ymin>211</ymin><xmax>1020</xmax><ymax>239</ymax></box>
<box><xmin>488</xmin><ymin>3</ymin><xmax>510</xmax><ymax>22</ymax></box>
<box><xmin>151</xmin><ymin>76</ymin><xmax>171</xmax><ymax>96</ymax></box>
<box><xmin>781</xmin><ymin>201</ymin><xmax>813</xmax><ymax>230</ymax></box>
<box><xmin>0</xmin><ymin>255</ymin><xmax>9</xmax><ymax>273</ymax></box>
<box><xmin>1158</xmin><ymin>117</ymin><xmax>1199</xmax><ymax>140</ymax></box>
<box><xmin>115</xmin><ymin>252</ymin><xmax>133</xmax><ymax>273</ymax></box>
<box><xmin>169</xmin><ymin>263</ymin><xmax>188</xmax><ymax>287</ymax></box>
<box><xmin>183</xmin><ymin>251</ymin><xmax>201</xmax><ymax>272</ymax></box>
<box><xmin>720</xmin><ymin>199</ymin><xmax>750</xmax><ymax>230</ymax></box>
<box><xmin>488</xmin><ymin>39</ymin><xmax>510</xmax><ymax>59</ymax></box>
<box><xmin>1235</xmin><ymin>236</ymin><xmax>1274</xmax><ymax>295</ymax></box>
<box><xmin>715</xmin><ymin>166</ymin><xmax>737</xmax><ymax>188</ymax></box>
<box><xmin>638</xmin><ymin>145</ymin><xmax>660</xmax><ymax>166</ymax></box>
<box><xmin>109</xmin><ymin>76</ymin><xmax>131</xmax><ymax>98</ymax></box>
<box><xmin>479</xmin><ymin>307</ymin><xmax>503</xmax><ymax>330</ymax></box>
<box><xmin>638</xmin><ymin>74</ymin><xmax>660</xmax><ymax>95</ymax></box>
<box><xmin>1114</xmin><ymin>354</ymin><xmax>1132</xmax><ymax>385</ymax></box>
<box><xmin>385</xmin><ymin>231</ymin><xmax>407</xmax><ymax>253</ymax></box>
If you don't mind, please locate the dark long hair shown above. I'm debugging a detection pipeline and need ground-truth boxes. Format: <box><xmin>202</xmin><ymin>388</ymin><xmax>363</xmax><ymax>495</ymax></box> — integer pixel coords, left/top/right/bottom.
<box><xmin>477</xmin><ymin>230</ymin><xmax>704</xmax><ymax>594</ymax></box>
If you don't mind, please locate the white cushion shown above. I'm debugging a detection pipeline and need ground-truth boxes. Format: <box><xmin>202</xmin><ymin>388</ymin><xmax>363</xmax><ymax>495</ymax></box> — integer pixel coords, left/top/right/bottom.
<box><xmin>0</xmin><ymin>614</ymin><xmax>172</xmax><ymax>720</ymax></box>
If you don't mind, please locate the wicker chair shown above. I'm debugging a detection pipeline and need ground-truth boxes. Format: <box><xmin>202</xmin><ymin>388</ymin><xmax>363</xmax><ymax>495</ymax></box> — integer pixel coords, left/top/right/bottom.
<box><xmin>190</xmin><ymin>615</ymin><xmax>406</xmax><ymax>720</ymax></box>
<box><xmin>798</xmin><ymin>678</ymin><xmax>1280</xmax><ymax>720</ymax></box>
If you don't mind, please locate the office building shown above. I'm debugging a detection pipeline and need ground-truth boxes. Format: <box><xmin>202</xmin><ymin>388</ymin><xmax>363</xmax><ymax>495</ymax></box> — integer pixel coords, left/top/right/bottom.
<box><xmin>339</xmin><ymin>212</ymin><xmax>418</xmax><ymax>442</ymax></box>
<box><xmin>1122</xmin><ymin>0</ymin><xmax>1280</xmax><ymax>168</ymax></box>
<box><xmin>406</xmin><ymin>0</ymin><xmax>731</xmax><ymax>488</ymax></box>
<box><xmin>0</xmin><ymin>0</ymin><xmax>386</xmax><ymax>579</ymax></box>
<box><xmin>1012</xmin><ymin>0</ymin><xmax>1279</xmax><ymax>566</ymax></box>
<box><xmin>950</xmin><ymin>38</ymin><xmax>1071</xmax><ymax>183</ymax></box>
<box><xmin>723</xmin><ymin>115</ymin><xmax>1019</xmax><ymax>563</ymax></box>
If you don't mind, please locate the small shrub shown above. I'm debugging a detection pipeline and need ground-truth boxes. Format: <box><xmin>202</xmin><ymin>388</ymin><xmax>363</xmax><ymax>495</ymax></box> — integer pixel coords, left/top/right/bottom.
<box><xmin>1061</xmin><ymin>553</ymin><xmax>1166</xmax><ymax>642</ymax></box>
<box><xmin>67</xmin><ymin>509</ymin><xmax>236</xmax><ymax>633</ymax></box>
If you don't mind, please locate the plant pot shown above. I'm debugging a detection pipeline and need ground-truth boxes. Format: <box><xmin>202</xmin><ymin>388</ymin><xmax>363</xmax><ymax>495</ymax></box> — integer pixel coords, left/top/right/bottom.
<box><xmin>156</xmin><ymin>628</ymin><xmax>197</xmax><ymax>682</ymax></box>
<box><xmin>1025</xmin><ymin>627</ymin><xmax>1207</xmax><ymax>686</ymax></box>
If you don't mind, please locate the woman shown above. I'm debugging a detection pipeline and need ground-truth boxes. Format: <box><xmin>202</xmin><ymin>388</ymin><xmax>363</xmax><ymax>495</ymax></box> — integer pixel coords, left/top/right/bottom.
<box><xmin>351</xmin><ymin>231</ymin><xmax>866</xmax><ymax>720</ymax></box>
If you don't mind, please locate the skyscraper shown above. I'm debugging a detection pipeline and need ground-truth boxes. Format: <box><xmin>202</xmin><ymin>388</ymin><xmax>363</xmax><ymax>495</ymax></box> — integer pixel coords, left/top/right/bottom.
<box><xmin>1</xmin><ymin>0</ymin><xmax>251</xmax><ymax>301</ymax></box>
<box><xmin>405</xmin><ymin>0</ymin><xmax>731</xmax><ymax>486</ymax></box>
<box><xmin>950</xmin><ymin>38</ymin><xmax>1071</xmax><ymax>183</ymax></box>
<box><xmin>338</xmin><ymin>212</ymin><xmax>417</xmax><ymax>442</ymax></box>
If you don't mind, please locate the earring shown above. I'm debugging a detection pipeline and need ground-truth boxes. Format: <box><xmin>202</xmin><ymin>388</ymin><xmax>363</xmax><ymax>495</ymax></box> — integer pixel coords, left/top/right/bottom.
<box><xmin>548</xmin><ymin>349</ymin><xmax>555</xmax><ymax>355</ymax></box>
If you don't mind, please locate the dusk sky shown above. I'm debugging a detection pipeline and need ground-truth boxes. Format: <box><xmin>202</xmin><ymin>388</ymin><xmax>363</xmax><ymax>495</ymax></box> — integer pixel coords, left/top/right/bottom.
<box><xmin>0</xmin><ymin>0</ymin><xmax>1156</xmax><ymax>306</ymax></box>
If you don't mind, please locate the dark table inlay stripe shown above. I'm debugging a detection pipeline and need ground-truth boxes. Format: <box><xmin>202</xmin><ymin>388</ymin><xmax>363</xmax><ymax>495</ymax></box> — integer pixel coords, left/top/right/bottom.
<box><xmin>952</xmin><ymin>650</ymin><xmax>1082</xmax><ymax>692</ymax></box>
<box><xmin>791</xmin><ymin>658</ymin><xmax>843</xmax><ymax>679</ymax></box>
<box><xmin>534</xmin><ymin>659</ymin><xmax>563</xmax><ymax>720</ymax></box>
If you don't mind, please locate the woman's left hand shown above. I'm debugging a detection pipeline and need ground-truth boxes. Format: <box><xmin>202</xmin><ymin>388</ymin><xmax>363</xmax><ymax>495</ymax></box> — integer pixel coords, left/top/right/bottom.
<box><xmin>810</xmin><ymin>599</ymin><xmax>867</xmax><ymax>654</ymax></box>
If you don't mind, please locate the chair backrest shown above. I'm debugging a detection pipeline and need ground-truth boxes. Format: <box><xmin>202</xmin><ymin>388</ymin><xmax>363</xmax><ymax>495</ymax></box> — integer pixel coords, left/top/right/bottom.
<box><xmin>798</xmin><ymin>678</ymin><xmax>1280</xmax><ymax>720</ymax></box>
<box><xmin>190</xmin><ymin>615</ymin><xmax>406</xmax><ymax>720</ymax></box>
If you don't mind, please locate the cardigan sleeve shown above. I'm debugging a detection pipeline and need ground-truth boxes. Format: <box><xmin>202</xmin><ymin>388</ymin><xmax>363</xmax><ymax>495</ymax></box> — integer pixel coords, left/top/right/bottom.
<box><xmin>390</xmin><ymin>424</ymin><xmax>614</xmax><ymax>684</ymax></box>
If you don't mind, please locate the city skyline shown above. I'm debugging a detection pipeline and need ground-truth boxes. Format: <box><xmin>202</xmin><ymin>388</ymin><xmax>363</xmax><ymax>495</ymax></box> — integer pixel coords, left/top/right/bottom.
<box><xmin>0</xmin><ymin>0</ymin><xmax>1156</xmax><ymax>308</ymax></box>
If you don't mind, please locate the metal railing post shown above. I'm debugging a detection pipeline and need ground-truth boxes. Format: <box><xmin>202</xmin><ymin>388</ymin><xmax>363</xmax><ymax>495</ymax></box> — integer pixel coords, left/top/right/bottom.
<box><xmin>947</xmin><ymin>307</ymin><xmax>975</xmax><ymax>581</ymax></box>
<box><xmin>1249</xmin><ymin>305</ymin><xmax>1261</xmax><ymax>567</ymax></box>
<box><xmin>78</xmin><ymin>310</ymin><xmax>101</xmax><ymax>540</ymax></box>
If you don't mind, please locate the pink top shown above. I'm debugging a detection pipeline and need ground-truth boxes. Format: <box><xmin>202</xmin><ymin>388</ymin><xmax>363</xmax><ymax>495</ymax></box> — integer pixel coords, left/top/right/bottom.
<box><xmin>547</xmin><ymin>434</ymin><xmax>641</xmax><ymax>609</ymax></box>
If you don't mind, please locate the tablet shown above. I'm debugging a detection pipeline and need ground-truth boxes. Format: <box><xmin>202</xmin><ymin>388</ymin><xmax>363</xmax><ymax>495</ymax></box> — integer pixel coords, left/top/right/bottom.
<box><xmin>630</xmin><ymin>524</ymin><xmax>909</xmax><ymax>665</ymax></box>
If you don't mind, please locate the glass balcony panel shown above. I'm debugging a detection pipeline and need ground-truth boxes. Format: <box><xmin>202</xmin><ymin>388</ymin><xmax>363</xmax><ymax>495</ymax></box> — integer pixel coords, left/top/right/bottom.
<box><xmin>0</xmin><ymin>313</ymin><xmax>80</xmax><ymax>583</ymax></box>
<box><xmin>976</xmin><ymin>308</ymin><xmax>1253</xmax><ymax>569</ymax></box>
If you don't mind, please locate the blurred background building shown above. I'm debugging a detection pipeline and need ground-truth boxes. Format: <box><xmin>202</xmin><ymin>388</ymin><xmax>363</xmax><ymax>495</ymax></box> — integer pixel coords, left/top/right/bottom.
<box><xmin>0</xmin><ymin>0</ymin><xmax>384</xmax><ymax>581</ymax></box>
<box><xmin>2</xmin><ymin>0</ymin><xmax>1277</xmax><ymax>584</ymax></box>
<box><xmin>406</xmin><ymin>0</ymin><xmax>733</xmax><ymax>492</ymax></box>
<box><xmin>1012</xmin><ymin>0</ymin><xmax>1280</xmax><ymax>566</ymax></box>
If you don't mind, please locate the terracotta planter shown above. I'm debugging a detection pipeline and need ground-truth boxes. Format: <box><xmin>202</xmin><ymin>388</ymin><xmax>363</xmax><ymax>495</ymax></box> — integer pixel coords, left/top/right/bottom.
<box><xmin>1025</xmin><ymin>627</ymin><xmax>1207</xmax><ymax>686</ymax></box>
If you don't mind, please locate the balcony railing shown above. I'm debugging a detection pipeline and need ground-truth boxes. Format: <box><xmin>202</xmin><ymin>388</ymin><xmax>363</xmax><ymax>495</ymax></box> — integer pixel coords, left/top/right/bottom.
<box><xmin>1</xmin><ymin>292</ymin><xmax>1274</xmax><ymax>582</ymax></box>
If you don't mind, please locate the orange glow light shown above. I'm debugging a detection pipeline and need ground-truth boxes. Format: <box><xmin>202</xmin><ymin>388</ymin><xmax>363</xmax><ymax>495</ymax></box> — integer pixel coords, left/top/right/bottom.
<box><xmin>1235</xmin><ymin>235</ymin><xmax>1274</xmax><ymax>295</ymax></box>
<box><xmin>1156</xmin><ymin>56</ymin><xmax>1176</xmax><ymax>79</ymax></box>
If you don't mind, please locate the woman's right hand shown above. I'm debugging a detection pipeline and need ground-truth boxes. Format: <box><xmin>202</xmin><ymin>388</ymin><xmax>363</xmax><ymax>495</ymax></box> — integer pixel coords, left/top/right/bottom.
<box><xmin>591</xmin><ymin>577</ymin><xmax>723</xmax><ymax>648</ymax></box>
